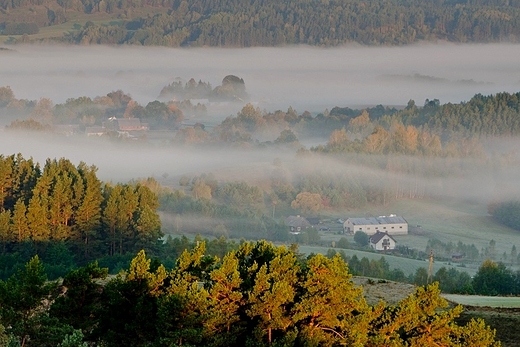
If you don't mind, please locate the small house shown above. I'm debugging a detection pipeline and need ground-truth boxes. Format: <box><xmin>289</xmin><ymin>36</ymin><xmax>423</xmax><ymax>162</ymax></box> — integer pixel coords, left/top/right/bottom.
<box><xmin>103</xmin><ymin>117</ymin><xmax>148</xmax><ymax>132</ymax></box>
<box><xmin>451</xmin><ymin>253</ymin><xmax>464</xmax><ymax>262</ymax></box>
<box><xmin>285</xmin><ymin>215</ymin><xmax>311</xmax><ymax>235</ymax></box>
<box><xmin>369</xmin><ymin>231</ymin><xmax>397</xmax><ymax>251</ymax></box>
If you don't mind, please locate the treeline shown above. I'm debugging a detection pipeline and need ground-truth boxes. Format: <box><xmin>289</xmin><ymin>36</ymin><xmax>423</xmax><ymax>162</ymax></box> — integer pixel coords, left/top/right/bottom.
<box><xmin>159</xmin><ymin>75</ymin><xmax>248</xmax><ymax>102</ymax></box>
<box><xmin>489</xmin><ymin>200</ymin><xmax>520</xmax><ymax>231</ymax></box>
<box><xmin>4</xmin><ymin>85</ymin><xmax>520</xmax><ymax>140</ymax></box>
<box><xmin>0</xmin><ymin>154</ymin><xmax>162</xmax><ymax>261</ymax></box>
<box><xmin>335</xmin><ymin>247</ymin><xmax>520</xmax><ymax>296</ymax></box>
<box><xmin>0</xmin><ymin>242</ymin><xmax>500</xmax><ymax>346</ymax></box>
<box><xmin>33</xmin><ymin>0</ymin><xmax>520</xmax><ymax>46</ymax></box>
<box><xmin>0</xmin><ymin>76</ymin><xmax>248</xmax><ymax>130</ymax></box>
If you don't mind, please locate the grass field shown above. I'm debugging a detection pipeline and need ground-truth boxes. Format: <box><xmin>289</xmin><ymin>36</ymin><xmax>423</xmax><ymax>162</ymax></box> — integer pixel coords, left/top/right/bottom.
<box><xmin>297</xmin><ymin>244</ymin><xmax>477</xmax><ymax>277</ymax></box>
<box><xmin>443</xmin><ymin>294</ymin><xmax>520</xmax><ymax>308</ymax></box>
<box><xmin>316</xmin><ymin>198</ymin><xmax>520</xmax><ymax>268</ymax></box>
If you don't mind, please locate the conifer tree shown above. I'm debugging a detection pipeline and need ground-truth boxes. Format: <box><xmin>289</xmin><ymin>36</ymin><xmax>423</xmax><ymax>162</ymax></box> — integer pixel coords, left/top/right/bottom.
<box><xmin>246</xmin><ymin>246</ymin><xmax>299</xmax><ymax>345</ymax></box>
<box><xmin>10</xmin><ymin>199</ymin><xmax>29</xmax><ymax>242</ymax></box>
<box><xmin>206</xmin><ymin>251</ymin><xmax>243</xmax><ymax>345</ymax></box>
<box><xmin>0</xmin><ymin>210</ymin><xmax>11</xmax><ymax>252</ymax></box>
<box><xmin>293</xmin><ymin>253</ymin><xmax>370</xmax><ymax>347</ymax></box>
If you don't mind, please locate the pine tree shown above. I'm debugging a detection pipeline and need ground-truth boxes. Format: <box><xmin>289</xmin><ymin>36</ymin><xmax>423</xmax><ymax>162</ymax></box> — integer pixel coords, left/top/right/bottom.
<box><xmin>292</xmin><ymin>253</ymin><xmax>370</xmax><ymax>347</ymax></box>
<box><xmin>246</xmin><ymin>246</ymin><xmax>299</xmax><ymax>345</ymax></box>
<box><xmin>26</xmin><ymin>194</ymin><xmax>50</xmax><ymax>242</ymax></box>
<box><xmin>75</xmin><ymin>163</ymin><xmax>103</xmax><ymax>257</ymax></box>
<box><xmin>206</xmin><ymin>251</ymin><xmax>243</xmax><ymax>345</ymax></box>
<box><xmin>10</xmin><ymin>200</ymin><xmax>29</xmax><ymax>242</ymax></box>
<box><xmin>0</xmin><ymin>210</ymin><xmax>11</xmax><ymax>252</ymax></box>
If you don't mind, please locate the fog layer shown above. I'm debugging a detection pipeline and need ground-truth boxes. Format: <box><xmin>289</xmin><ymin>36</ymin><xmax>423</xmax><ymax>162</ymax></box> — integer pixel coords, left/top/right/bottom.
<box><xmin>1</xmin><ymin>43</ymin><xmax>520</xmax><ymax>112</ymax></box>
<box><xmin>1</xmin><ymin>43</ymin><xmax>520</xmax><ymax>205</ymax></box>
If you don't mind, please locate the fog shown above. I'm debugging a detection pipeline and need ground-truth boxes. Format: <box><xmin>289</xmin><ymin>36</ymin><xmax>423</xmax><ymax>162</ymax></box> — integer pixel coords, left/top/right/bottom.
<box><xmin>1</xmin><ymin>43</ymin><xmax>520</xmax><ymax>114</ymax></box>
<box><xmin>1</xmin><ymin>43</ymin><xmax>520</xmax><ymax>205</ymax></box>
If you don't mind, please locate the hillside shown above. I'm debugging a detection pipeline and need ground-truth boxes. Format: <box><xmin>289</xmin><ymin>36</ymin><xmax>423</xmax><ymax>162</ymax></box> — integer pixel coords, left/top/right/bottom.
<box><xmin>2</xmin><ymin>0</ymin><xmax>520</xmax><ymax>46</ymax></box>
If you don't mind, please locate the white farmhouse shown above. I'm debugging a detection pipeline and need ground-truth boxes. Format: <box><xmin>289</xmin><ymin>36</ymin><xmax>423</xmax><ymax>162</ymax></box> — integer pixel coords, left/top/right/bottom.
<box><xmin>369</xmin><ymin>231</ymin><xmax>397</xmax><ymax>251</ymax></box>
<box><xmin>343</xmin><ymin>214</ymin><xmax>408</xmax><ymax>236</ymax></box>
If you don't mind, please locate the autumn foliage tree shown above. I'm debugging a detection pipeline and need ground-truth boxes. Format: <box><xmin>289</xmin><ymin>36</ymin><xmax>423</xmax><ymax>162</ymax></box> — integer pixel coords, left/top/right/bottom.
<box><xmin>22</xmin><ymin>242</ymin><xmax>501</xmax><ymax>347</ymax></box>
<box><xmin>291</xmin><ymin>191</ymin><xmax>323</xmax><ymax>215</ymax></box>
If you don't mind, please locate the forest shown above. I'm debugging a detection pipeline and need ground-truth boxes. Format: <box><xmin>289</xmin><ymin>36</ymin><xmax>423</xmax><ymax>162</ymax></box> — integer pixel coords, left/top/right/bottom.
<box><xmin>1</xmin><ymin>49</ymin><xmax>520</xmax><ymax>342</ymax></box>
<box><xmin>0</xmin><ymin>241</ymin><xmax>502</xmax><ymax>346</ymax></box>
<box><xmin>2</xmin><ymin>0</ymin><xmax>520</xmax><ymax>46</ymax></box>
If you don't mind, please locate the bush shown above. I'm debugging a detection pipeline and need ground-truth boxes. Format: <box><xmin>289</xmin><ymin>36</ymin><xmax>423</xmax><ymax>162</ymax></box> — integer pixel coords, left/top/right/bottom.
<box><xmin>354</xmin><ymin>230</ymin><xmax>369</xmax><ymax>246</ymax></box>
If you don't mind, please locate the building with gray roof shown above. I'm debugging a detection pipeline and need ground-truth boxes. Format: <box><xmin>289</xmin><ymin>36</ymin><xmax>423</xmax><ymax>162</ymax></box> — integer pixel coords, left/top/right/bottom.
<box><xmin>343</xmin><ymin>214</ymin><xmax>408</xmax><ymax>235</ymax></box>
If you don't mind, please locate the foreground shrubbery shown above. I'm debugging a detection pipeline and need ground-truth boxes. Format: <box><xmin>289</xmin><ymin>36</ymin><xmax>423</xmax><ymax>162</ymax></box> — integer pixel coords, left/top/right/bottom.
<box><xmin>0</xmin><ymin>241</ymin><xmax>500</xmax><ymax>346</ymax></box>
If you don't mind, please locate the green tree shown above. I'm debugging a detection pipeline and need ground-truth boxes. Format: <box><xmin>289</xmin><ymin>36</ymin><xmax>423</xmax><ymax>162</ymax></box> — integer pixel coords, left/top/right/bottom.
<box><xmin>472</xmin><ymin>259</ymin><xmax>513</xmax><ymax>295</ymax></box>
<box><xmin>74</xmin><ymin>163</ymin><xmax>103</xmax><ymax>258</ymax></box>
<box><xmin>0</xmin><ymin>256</ymin><xmax>65</xmax><ymax>347</ymax></box>
<box><xmin>10</xmin><ymin>200</ymin><xmax>29</xmax><ymax>242</ymax></box>
<box><xmin>50</xmin><ymin>262</ymin><xmax>108</xmax><ymax>333</ymax></box>
<box><xmin>293</xmin><ymin>253</ymin><xmax>370</xmax><ymax>346</ymax></box>
<box><xmin>0</xmin><ymin>210</ymin><xmax>11</xmax><ymax>252</ymax></box>
<box><xmin>246</xmin><ymin>246</ymin><xmax>299</xmax><ymax>345</ymax></box>
<box><xmin>57</xmin><ymin>329</ymin><xmax>88</xmax><ymax>347</ymax></box>
<box><xmin>205</xmin><ymin>251</ymin><xmax>244</xmax><ymax>346</ymax></box>
<box><xmin>353</xmin><ymin>230</ymin><xmax>369</xmax><ymax>247</ymax></box>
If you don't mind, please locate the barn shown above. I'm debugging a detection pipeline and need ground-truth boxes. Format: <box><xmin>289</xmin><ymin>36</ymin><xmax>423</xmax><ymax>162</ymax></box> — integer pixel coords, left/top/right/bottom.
<box><xmin>343</xmin><ymin>214</ymin><xmax>408</xmax><ymax>236</ymax></box>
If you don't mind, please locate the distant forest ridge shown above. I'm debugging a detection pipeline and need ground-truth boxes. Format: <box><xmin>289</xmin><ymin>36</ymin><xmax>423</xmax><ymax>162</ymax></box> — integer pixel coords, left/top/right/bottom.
<box><xmin>2</xmin><ymin>0</ymin><xmax>520</xmax><ymax>46</ymax></box>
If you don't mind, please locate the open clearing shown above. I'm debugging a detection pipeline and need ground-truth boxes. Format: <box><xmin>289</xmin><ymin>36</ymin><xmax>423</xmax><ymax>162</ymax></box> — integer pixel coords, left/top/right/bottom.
<box><xmin>442</xmin><ymin>294</ymin><xmax>520</xmax><ymax>308</ymax></box>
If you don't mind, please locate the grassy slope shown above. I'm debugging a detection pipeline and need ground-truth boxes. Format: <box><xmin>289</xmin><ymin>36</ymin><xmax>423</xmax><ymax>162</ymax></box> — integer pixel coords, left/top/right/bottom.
<box><xmin>161</xmin><ymin>197</ymin><xmax>519</xmax><ymax>277</ymax></box>
<box><xmin>442</xmin><ymin>295</ymin><xmax>520</xmax><ymax>308</ymax></box>
<box><xmin>322</xmin><ymin>200</ymin><xmax>520</xmax><ymax>261</ymax></box>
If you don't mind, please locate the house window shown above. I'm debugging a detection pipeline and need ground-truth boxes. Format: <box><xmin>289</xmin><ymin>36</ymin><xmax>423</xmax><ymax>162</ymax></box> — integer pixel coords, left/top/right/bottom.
<box><xmin>400</xmin><ymin>226</ymin><xmax>402</xmax><ymax>228</ymax></box>
<box><xmin>367</xmin><ymin>227</ymin><xmax>370</xmax><ymax>230</ymax></box>
<box><xmin>391</xmin><ymin>227</ymin><xmax>394</xmax><ymax>229</ymax></box>
<box><xmin>383</xmin><ymin>227</ymin><xmax>386</xmax><ymax>229</ymax></box>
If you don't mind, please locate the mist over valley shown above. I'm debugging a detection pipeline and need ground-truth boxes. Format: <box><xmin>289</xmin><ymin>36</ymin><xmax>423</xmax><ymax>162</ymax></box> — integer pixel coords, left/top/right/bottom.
<box><xmin>1</xmin><ymin>42</ymin><xmax>520</xmax><ymax>269</ymax></box>
<box><xmin>1</xmin><ymin>43</ymin><xmax>520</xmax><ymax>113</ymax></box>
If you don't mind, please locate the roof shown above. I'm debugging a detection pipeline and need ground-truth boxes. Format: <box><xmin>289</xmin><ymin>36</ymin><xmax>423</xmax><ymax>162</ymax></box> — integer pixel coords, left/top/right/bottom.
<box><xmin>117</xmin><ymin>118</ymin><xmax>142</xmax><ymax>128</ymax></box>
<box><xmin>285</xmin><ymin>215</ymin><xmax>311</xmax><ymax>228</ymax></box>
<box><xmin>347</xmin><ymin>215</ymin><xmax>407</xmax><ymax>225</ymax></box>
<box><xmin>370</xmin><ymin>231</ymin><xmax>397</xmax><ymax>244</ymax></box>
<box><xmin>306</xmin><ymin>217</ymin><xmax>320</xmax><ymax>225</ymax></box>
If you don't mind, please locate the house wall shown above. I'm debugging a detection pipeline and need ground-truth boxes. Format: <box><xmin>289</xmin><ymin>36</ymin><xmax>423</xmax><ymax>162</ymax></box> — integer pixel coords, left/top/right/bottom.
<box><xmin>370</xmin><ymin>236</ymin><xmax>396</xmax><ymax>251</ymax></box>
<box><xmin>343</xmin><ymin>219</ymin><xmax>408</xmax><ymax>235</ymax></box>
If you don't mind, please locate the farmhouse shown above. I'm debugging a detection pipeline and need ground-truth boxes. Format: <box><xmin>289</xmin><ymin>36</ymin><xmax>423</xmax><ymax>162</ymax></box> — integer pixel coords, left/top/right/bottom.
<box><xmin>103</xmin><ymin>117</ymin><xmax>149</xmax><ymax>132</ymax></box>
<box><xmin>343</xmin><ymin>214</ymin><xmax>408</xmax><ymax>235</ymax></box>
<box><xmin>369</xmin><ymin>231</ymin><xmax>397</xmax><ymax>251</ymax></box>
<box><xmin>285</xmin><ymin>215</ymin><xmax>311</xmax><ymax>235</ymax></box>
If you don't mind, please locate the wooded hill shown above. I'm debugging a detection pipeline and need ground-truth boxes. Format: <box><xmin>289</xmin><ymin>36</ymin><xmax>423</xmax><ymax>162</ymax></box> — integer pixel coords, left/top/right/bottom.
<box><xmin>2</xmin><ymin>0</ymin><xmax>520</xmax><ymax>46</ymax></box>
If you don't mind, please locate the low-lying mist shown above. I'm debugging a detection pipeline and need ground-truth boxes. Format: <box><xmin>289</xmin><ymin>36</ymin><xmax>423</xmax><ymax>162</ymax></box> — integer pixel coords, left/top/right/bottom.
<box><xmin>1</xmin><ymin>43</ymin><xmax>520</xmax><ymax>114</ymax></box>
<box><xmin>1</xmin><ymin>43</ymin><xmax>520</xmax><ymax>207</ymax></box>
<box><xmin>1</xmin><ymin>130</ymin><xmax>519</xmax><ymax>206</ymax></box>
